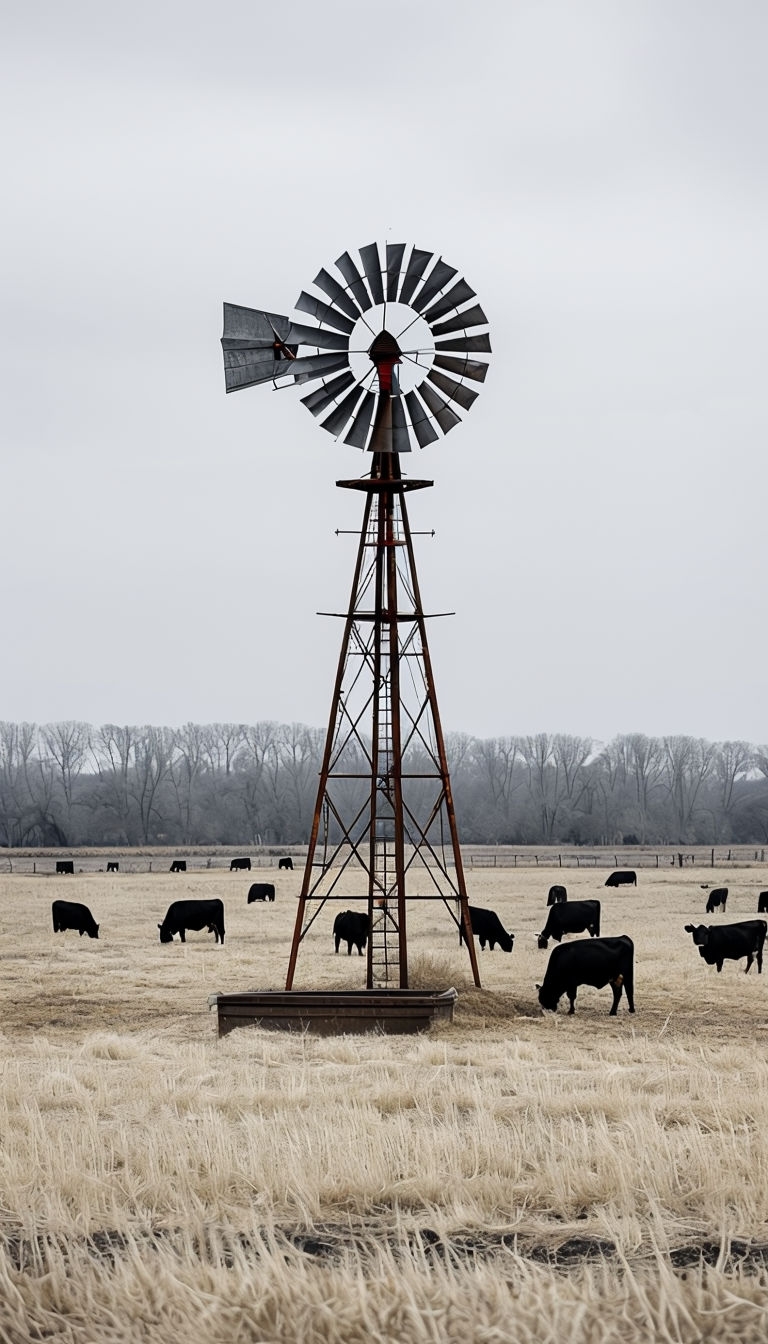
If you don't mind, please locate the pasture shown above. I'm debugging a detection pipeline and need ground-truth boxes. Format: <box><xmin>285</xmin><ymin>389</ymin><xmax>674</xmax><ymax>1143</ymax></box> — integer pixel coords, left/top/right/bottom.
<box><xmin>2</xmin><ymin>861</ymin><xmax>768</xmax><ymax>1341</ymax></box>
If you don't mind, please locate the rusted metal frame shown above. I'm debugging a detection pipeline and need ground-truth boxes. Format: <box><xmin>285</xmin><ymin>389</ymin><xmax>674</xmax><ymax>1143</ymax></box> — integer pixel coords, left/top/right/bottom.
<box><xmin>303</xmin><ymin>798</ymin><xmax>372</xmax><ymax>900</ymax></box>
<box><xmin>366</xmin><ymin>460</ymin><xmax>387</xmax><ymax>989</ymax></box>
<box><xmin>399</xmin><ymin>793</ymin><xmax>462</xmax><ymax>898</ymax></box>
<box><xmin>327</xmin><ymin>659</ymin><xmax>375</xmax><ymax>773</ymax></box>
<box><xmin>295</xmin><ymin>896</ymin><xmax>328</xmax><ymax>941</ymax></box>
<box><xmin>398</xmin><ymin>488</ymin><xmax>481</xmax><ymax>988</ymax></box>
<box><xmin>286</xmin><ymin>487</ymin><xmax>377</xmax><ymax>990</ymax></box>
<box><xmin>383</xmin><ymin>455</ymin><xmax>409</xmax><ymax>988</ymax></box>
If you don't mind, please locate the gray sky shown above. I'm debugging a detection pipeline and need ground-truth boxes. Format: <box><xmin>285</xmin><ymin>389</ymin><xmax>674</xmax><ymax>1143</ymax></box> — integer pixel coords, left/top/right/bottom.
<box><xmin>2</xmin><ymin>1</ymin><xmax>767</xmax><ymax>746</ymax></box>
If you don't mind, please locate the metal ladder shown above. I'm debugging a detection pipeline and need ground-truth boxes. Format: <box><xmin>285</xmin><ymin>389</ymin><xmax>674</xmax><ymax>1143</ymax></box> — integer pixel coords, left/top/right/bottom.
<box><xmin>370</xmin><ymin>666</ymin><xmax>400</xmax><ymax>986</ymax></box>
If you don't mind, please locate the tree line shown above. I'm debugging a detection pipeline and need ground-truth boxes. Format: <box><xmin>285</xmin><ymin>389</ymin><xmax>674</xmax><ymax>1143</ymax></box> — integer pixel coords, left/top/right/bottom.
<box><xmin>0</xmin><ymin>721</ymin><xmax>767</xmax><ymax>849</ymax></box>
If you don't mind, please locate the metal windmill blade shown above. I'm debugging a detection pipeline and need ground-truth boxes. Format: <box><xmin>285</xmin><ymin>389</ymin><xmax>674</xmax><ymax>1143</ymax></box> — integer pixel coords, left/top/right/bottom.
<box><xmin>221</xmin><ymin>242</ymin><xmax>491</xmax><ymax>451</ymax></box>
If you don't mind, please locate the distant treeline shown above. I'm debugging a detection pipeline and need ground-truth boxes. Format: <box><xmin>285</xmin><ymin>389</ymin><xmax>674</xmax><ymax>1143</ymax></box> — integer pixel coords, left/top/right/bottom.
<box><xmin>0</xmin><ymin>721</ymin><xmax>767</xmax><ymax>849</ymax></box>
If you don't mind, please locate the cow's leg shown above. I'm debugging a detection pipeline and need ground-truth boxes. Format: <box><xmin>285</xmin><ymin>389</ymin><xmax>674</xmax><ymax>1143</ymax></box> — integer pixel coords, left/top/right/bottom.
<box><xmin>334</xmin><ymin>936</ymin><xmax>340</xmax><ymax>953</ymax></box>
<box><xmin>609</xmin><ymin>977</ymin><xmax>623</xmax><ymax>1014</ymax></box>
<box><xmin>716</xmin><ymin>960</ymin><xmax>723</xmax><ymax>972</ymax></box>
<box><xmin>758</xmin><ymin>945</ymin><xmax>764</xmax><ymax>973</ymax></box>
<box><xmin>347</xmin><ymin>941</ymin><xmax>353</xmax><ymax>955</ymax></box>
<box><xmin>566</xmin><ymin>987</ymin><xmax>577</xmax><ymax>1014</ymax></box>
<box><xmin>745</xmin><ymin>951</ymin><xmax>754</xmax><ymax>974</ymax></box>
<box><xmin>356</xmin><ymin>942</ymin><xmax>363</xmax><ymax>956</ymax></box>
<box><xmin>179</xmin><ymin>930</ymin><xmax>186</xmax><ymax>943</ymax></box>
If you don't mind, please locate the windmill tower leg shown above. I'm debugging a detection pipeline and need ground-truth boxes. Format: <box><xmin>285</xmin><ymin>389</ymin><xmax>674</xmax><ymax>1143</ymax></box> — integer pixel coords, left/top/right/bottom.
<box><xmin>285</xmin><ymin>451</ymin><xmax>481</xmax><ymax>991</ymax></box>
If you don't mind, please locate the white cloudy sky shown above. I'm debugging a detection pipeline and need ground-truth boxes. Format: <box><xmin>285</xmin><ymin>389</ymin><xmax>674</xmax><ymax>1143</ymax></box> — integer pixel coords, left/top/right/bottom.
<box><xmin>2</xmin><ymin>1</ymin><xmax>766</xmax><ymax>745</ymax></box>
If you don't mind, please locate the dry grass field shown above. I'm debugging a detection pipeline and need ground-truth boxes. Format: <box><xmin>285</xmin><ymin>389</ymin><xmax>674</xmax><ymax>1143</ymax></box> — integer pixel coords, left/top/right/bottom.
<box><xmin>3</xmin><ymin>860</ymin><xmax>768</xmax><ymax>1341</ymax></box>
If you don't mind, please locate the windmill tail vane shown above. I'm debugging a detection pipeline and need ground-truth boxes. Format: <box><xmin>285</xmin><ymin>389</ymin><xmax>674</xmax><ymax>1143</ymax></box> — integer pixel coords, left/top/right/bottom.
<box><xmin>221</xmin><ymin>241</ymin><xmax>491</xmax><ymax>454</ymax></box>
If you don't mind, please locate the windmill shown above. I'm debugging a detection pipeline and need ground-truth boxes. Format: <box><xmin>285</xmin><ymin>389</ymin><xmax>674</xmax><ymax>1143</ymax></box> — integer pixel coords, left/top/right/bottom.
<box><xmin>221</xmin><ymin>242</ymin><xmax>491</xmax><ymax>992</ymax></box>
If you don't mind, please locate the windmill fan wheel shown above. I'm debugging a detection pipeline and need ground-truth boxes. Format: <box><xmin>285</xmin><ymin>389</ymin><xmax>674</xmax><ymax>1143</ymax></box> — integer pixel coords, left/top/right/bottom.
<box><xmin>221</xmin><ymin>242</ymin><xmax>491</xmax><ymax>453</ymax></box>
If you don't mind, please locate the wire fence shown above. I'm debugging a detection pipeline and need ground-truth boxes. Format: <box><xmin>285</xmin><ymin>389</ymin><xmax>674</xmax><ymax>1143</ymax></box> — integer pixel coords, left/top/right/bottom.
<box><xmin>2</xmin><ymin>844</ymin><xmax>767</xmax><ymax>876</ymax></box>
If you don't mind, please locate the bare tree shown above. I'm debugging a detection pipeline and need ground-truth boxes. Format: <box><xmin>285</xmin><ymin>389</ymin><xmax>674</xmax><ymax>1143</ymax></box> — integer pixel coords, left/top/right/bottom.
<box><xmin>661</xmin><ymin>735</ymin><xmax>718</xmax><ymax>842</ymax></box>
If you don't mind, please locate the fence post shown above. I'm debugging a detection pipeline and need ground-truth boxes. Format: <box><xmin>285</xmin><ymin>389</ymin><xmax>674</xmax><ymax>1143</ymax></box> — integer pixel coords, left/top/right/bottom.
<box><xmin>655</xmin><ymin>854</ymin><xmax>659</xmax><ymax>868</ymax></box>
<box><xmin>711</xmin><ymin>848</ymin><xmax>714</xmax><ymax>867</ymax></box>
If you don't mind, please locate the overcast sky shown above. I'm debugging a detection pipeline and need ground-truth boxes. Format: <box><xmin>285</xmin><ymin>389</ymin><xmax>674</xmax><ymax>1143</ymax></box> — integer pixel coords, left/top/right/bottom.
<box><xmin>2</xmin><ymin>1</ymin><xmax>766</xmax><ymax>746</ymax></box>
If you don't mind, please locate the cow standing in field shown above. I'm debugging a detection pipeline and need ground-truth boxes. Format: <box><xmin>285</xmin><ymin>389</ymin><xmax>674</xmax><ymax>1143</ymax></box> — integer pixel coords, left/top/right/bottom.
<box><xmin>247</xmin><ymin>882</ymin><xmax>276</xmax><ymax>903</ymax></box>
<box><xmin>279</xmin><ymin>857</ymin><xmax>294</xmax><ymax>871</ymax></box>
<box><xmin>333</xmin><ymin>911</ymin><xmax>369</xmax><ymax>955</ymax></box>
<box><xmin>169</xmin><ymin>860</ymin><xmax>187</xmax><ymax>873</ymax></box>
<box><xmin>106</xmin><ymin>862</ymin><xmax>119</xmax><ymax>873</ymax></box>
<box><xmin>537</xmin><ymin>936</ymin><xmax>635</xmax><ymax>1016</ymax></box>
<box><xmin>230</xmin><ymin>857</ymin><xmax>251</xmax><ymax>871</ymax></box>
<box><xmin>705</xmin><ymin>888</ymin><xmax>728</xmax><ymax>914</ymax></box>
<box><xmin>55</xmin><ymin>861</ymin><xmax>74</xmax><ymax>875</ymax></box>
<box><xmin>684</xmin><ymin>920</ymin><xmax>767</xmax><ymax>974</ymax></box>
<box><xmin>158</xmin><ymin>899</ymin><xmax>225</xmax><ymax>944</ymax></box>
<box><xmin>605</xmin><ymin>870</ymin><xmax>636</xmax><ymax>888</ymax></box>
<box><xmin>459</xmin><ymin>905</ymin><xmax>514</xmax><ymax>952</ymax></box>
<box><xmin>547</xmin><ymin>885</ymin><xmax>567</xmax><ymax>905</ymax></box>
<box><xmin>52</xmin><ymin>900</ymin><xmax>99</xmax><ymax>939</ymax></box>
<box><xmin>758</xmin><ymin>892</ymin><xmax>768</xmax><ymax>914</ymax></box>
<box><xmin>537</xmin><ymin>900</ymin><xmax>601</xmax><ymax>949</ymax></box>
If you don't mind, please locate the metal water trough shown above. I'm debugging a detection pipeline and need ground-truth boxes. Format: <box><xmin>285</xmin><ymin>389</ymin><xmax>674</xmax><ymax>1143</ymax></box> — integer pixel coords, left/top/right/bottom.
<box><xmin>208</xmin><ymin>988</ymin><xmax>458</xmax><ymax>1037</ymax></box>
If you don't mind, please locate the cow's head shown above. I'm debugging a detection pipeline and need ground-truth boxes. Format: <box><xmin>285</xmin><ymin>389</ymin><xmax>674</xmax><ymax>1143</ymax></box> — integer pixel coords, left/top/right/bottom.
<box><xmin>536</xmin><ymin>982</ymin><xmax>559</xmax><ymax>1013</ymax></box>
<box><xmin>684</xmin><ymin>923</ymin><xmax>708</xmax><ymax>947</ymax></box>
<box><xmin>89</xmin><ymin>925</ymin><xmax>100</xmax><ymax>939</ymax></box>
<box><xmin>158</xmin><ymin>923</ymin><xmax>173</xmax><ymax>944</ymax></box>
<box><xmin>537</xmin><ymin>934</ymin><xmax>549</xmax><ymax>950</ymax></box>
<box><xmin>498</xmin><ymin>931</ymin><xmax>514</xmax><ymax>953</ymax></box>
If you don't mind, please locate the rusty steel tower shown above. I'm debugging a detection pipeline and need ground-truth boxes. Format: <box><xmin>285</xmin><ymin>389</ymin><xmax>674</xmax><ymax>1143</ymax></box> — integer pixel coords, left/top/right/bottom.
<box><xmin>221</xmin><ymin>242</ymin><xmax>490</xmax><ymax>990</ymax></box>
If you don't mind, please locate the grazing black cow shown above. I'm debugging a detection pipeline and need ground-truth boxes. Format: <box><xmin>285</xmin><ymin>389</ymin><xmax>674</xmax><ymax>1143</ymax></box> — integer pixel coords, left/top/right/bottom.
<box><xmin>106</xmin><ymin>862</ymin><xmax>119</xmax><ymax>873</ymax></box>
<box><xmin>459</xmin><ymin>905</ymin><xmax>514</xmax><ymax>952</ymax></box>
<box><xmin>52</xmin><ymin>900</ymin><xmax>99</xmax><ymax>939</ymax></box>
<box><xmin>230</xmin><ymin>857</ymin><xmax>251</xmax><ymax>872</ymax></box>
<box><xmin>55</xmin><ymin>860</ymin><xmax>74</xmax><ymax>875</ymax></box>
<box><xmin>278</xmin><ymin>857</ymin><xmax>293</xmax><ymax>871</ymax></box>
<box><xmin>705</xmin><ymin>887</ymin><xmax>728</xmax><ymax>914</ymax></box>
<box><xmin>684</xmin><ymin>920</ymin><xmax>767</xmax><ymax>974</ymax></box>
<box><xmin>247</xmin><ymin>882</ymin><xmax>276</xmax><ymax>903</ymax></box>
<box><xmin>537</xmin><ymin>936</ymin><xmax>635</xmax><ymax>1016</ymax></box>
<box><xmin>758</xmin><ymin>892</ymin><xmax>768</xmax><ymax>914</ymax></box>
<box><xmin>169</xmin><ymin>860</ymin><xmax>187</xmax><ymax>873</ymax></box>
<box><xmin>158</xmin><ymin>898</ymin><xmax>225</xmax><ymax>944</ymax></box>
<box><xmin>547</xmin><ymin>884</ymin><xmax>567</xmax><ymax>905</ymax></box>
<box><xmin>333</xmin><ymin>910</ymin><xmax>369</xmax><ymax>955</ymax></box>
<box><xmin>537</xmin><ymin>900</ymin><xmax>601</xmax><ymax>949</ymax></box>
<box><xmin>605</xmin><ymin>870</ymin><xmax>636</xmax><ymax>888</ymax></box>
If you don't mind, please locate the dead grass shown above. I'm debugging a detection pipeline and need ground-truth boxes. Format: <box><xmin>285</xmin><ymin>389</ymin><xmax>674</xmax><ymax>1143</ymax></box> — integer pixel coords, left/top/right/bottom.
<box><xmin>2</xmin><ymin>862</ymin><xmax>768</xmax><ymax>1339</ymax></box>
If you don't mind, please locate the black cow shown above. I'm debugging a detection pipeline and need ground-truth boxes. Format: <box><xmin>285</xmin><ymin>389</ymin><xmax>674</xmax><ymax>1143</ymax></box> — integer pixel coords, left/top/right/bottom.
<box><xmin>684</xmin><ymin>920</ymin><xmax>767</xmax><ymax>974</ymax></box>
<box><xmin>333</xmin><ymin>910</ymin><xmax>369</xmax><ymax>955</ymax></box>
<box><xmin>106</xmin><ymin>861</ymin><xmax>119</xmax><ymax>873</ymax></box>
<box><xmin>52</xmin><ymin>900</ymin><xmax>99</xmax><ymax>939</ymax></box>
<box><xmin>538</xmin><ymin>936</ymin><xmax>635</xmax><ymax>1016</ymax></box>
<box><xmin>169</xmin><ymin>860</ymin><xmax>187</xmax><ymax>873</ymax></box>
<box><xmin>605</xmin><ymin>870</ymin><xmax>636</xmax><ymax>887</ymax></box>
<box><xmin>758</xmin><ymin>892</ymin><xmax>768</xmax><ymax>914</ymax></box>
<box><xmin>459</xmin><ymin>905</ymin><xmax>514</xmax><ymax>952</ymax></box>
<box><xmin>247</xmin><ymin>882</ymin><xmax>276</xmax><ymax>903</ymax></box>
<box><xmin>159</xmin><ymin>898</ymin><xmax>225</xmax><ymax>944</ymax></box>
<box><xmin>705</xmin><ymin>887</ymin><xmax>728</xmax><ymax>914</ymax></box>
<box><xmin>547</xmin><ymin>884</ymin><xmax>567</xmax><ymax>905</ymax></box>
<box><xmin>55</xmin><ymin>860</ymin><xmax>74</xmax><ymax>875</ymax></box>
<box><xmin>537</xmin><ymin>899</ymin><xmax>601</xmax><ymax>949</ymax></box>
<box><xmin>278</xmin><ymin>857</ymin><xmax>294</xmax><ymax>871</ymax></box>
<box><xmin>230</xmin><ymin>857</ymin><xmax>251</xmax><ymax>872</ymax></box>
